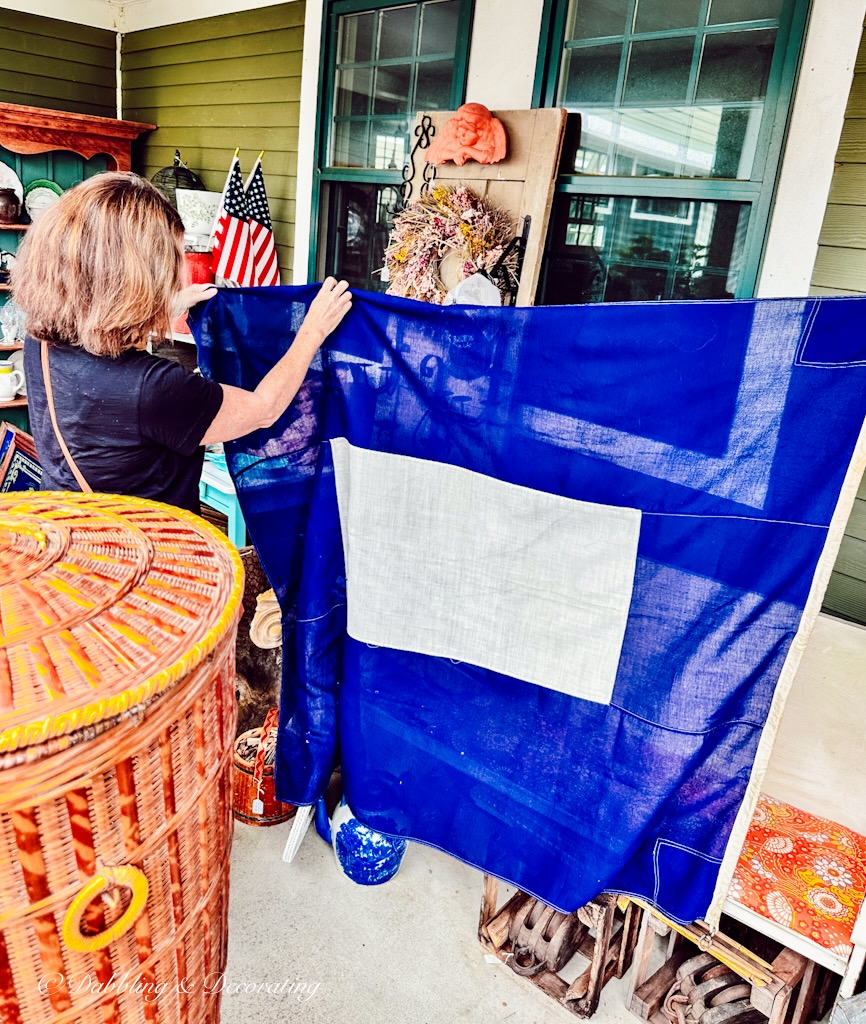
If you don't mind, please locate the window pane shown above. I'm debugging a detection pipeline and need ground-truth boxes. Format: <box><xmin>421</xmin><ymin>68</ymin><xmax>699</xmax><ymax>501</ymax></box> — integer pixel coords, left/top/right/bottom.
<box><xmin>559</xmin><ymin>43</ymin><xmax>622</xmax><ymax>105</ymax></box>
<box><xmin>624</xmin><ymin>37</ymin><xmax>694</xmax><ymax>104</ymax></box>
<box><xmin>709</xmin><ymin>0</ymin><xmax>782</xmax><ymax>24</ymax></box>
<box><xmin>419</xmin><ymin>0</ymin><xmax>460</xmax><ymax>55</ymax></box>
<box><xmin>415</xmin><ymin>59</ymin><xmax>453</xmax><ymax>109</ymax></box>
<box><xmin>566</xmin><ymin>0</ymin><xmax>630</xmax><ymax>40</ymax></box>
<box><xmin>369</xmin><ymin>120</ymin><xmax>408</xmax><ymax>169</ymax></box>
<box><xmin>572</xmin><ymin>105</ymin><xmax>762</xmax><ymax>178</ymax></box>
<box><xmin>332</xmin><ymin>120</ymin><xmax>369</xmax><ymax>168</ymax></box>
<box><xmin>540</xmin><ymin>193</ymin><xmax>750</xmax><ymax>303</ymax></box>
<box><xmin>373</xmin><ymin>64</ymin><xmax>412</xmax><ymax>114</ymax></box>
<box><xmin>378</xmin><ymin>6</ymin><xmax>417</xmax><ymax>59</ymax></box>
<box><xmin>633</xmin><ymin>0</ymin><xmax>702</xmax><ymax>33</ymax></box>
<box><xmin>324</xmin><ymin>181</ymin><xmax>401</xmax><ymax>291</ymax></box>
<box><xmin>336</xmin><ymin>67</ymin><xmax>373</xmax><ymax>116</ymax></box>
<box><xmin>338</xmin><ymin>12</ymin><xmax>375</xmax><ymax>63</ymax></box>
<box><xmin>696</xmin><ymin>30</ymin><xmax>776</xmax><ymax>103</ymax></box>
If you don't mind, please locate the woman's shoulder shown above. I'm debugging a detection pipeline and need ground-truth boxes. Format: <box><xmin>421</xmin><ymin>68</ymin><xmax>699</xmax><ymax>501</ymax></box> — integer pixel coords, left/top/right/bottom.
<box><xmin>25</xmin><ymin>338</ymin><xmax>172</xmax><ymax>395</ymax></box>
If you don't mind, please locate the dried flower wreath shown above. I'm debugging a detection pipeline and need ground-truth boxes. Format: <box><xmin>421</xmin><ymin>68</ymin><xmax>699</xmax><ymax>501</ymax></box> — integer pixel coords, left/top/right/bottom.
<box><xmin>382</xmin><ymin>185</ymin><xmax>517</xmax><ymax>304</ymax></box>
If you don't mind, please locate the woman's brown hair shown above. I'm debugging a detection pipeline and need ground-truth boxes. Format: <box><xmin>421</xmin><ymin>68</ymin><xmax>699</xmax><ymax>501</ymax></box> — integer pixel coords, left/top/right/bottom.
<box><xmin>12</xmin><ymin>172</ymin><xmax>185</xmax><ymax>357</ymax></box>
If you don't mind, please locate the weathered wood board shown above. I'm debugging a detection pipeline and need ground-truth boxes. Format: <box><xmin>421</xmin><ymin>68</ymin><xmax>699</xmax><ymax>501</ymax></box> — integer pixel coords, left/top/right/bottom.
<box><xmin>405</xmin><ymin>107</ymin><xmax>569</xmax><ymax>306</ymax></box>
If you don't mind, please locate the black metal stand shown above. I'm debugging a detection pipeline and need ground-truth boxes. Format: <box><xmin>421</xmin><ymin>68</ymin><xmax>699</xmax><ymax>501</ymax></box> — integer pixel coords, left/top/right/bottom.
<box><xmin>400</xmin><ymin>115</ymin><xmax>437</xmax><ymax>207</ymax></box>
<box><xmin>487</xmin><ymin>214</ymin><xmax>532</xmax><ymax>305</ymax></box>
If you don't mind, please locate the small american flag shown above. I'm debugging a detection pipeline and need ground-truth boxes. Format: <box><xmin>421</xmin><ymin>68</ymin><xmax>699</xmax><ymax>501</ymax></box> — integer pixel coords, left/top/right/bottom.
<box><xmin>212</xmin><ymin>155</ymin><xmax>254</xmax><ymax>287</ymax></box>
<box><xmin>245</xmin><ymin>158</ymin><xmax>280</xmax><ymax>287</ymax></box>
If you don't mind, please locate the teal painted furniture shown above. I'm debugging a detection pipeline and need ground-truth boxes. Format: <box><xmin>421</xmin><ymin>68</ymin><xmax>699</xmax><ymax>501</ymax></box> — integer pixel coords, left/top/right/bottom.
<box><xmin>199</xmin><ymin>453</ymin><xmax>247</xmax><ymax>548</ymax></box>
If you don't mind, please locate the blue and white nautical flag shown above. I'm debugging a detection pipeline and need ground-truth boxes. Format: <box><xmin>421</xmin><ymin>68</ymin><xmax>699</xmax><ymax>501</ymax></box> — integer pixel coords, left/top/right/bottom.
<box><xmin>194</xmin><ymin>288</ymin><xmax>866</xmax><ymax>923</ymax></box>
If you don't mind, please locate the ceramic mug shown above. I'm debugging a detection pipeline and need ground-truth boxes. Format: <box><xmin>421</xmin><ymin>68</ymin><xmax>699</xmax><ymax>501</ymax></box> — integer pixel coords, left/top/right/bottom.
<box><xmin>0</xmin><ymin>363</ymin><xmax>24</xmax><ymax>401</ymax></box>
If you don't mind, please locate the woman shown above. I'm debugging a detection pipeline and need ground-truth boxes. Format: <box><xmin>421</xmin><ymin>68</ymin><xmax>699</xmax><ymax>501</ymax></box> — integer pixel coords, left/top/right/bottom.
<box><xmin>12</xmin><ymin>172</ymin><xmax>351</xmax><ymax>513</ymax></box>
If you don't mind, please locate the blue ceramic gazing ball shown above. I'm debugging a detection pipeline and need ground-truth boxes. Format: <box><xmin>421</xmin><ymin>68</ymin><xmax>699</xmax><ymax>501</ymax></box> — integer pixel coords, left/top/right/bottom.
<box><xmin>333</xmin><ymin>816</ymin><xmax>407</xmax><ymax>886</ymax></box>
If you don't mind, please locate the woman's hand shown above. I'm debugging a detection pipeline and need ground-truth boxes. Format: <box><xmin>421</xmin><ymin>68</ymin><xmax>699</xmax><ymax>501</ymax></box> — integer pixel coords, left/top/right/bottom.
<box><xmin>201</xmin><ymin>276</ymin><xmax>353</xmax><ymax>445</ymax></box>
<box><xmin>298</xmin><ymin>278</ymin><xmax>352</xmax><ymax>346</ymax></box>
<box><xmin>175</xmin><ymin>283</ymin><xmax>218</xmax><ymax>314</ymax></box>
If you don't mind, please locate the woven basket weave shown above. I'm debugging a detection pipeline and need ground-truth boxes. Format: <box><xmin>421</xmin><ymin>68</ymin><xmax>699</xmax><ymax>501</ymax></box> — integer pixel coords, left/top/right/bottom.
<box><xmin>0</xmin><ymin>492</ymin><xmax>244</xmax><ymax>1024</ymax></box>
<box><xmin>233</xmin><ymin>709</ymin><xmax>297</xmax><ymax>827</ymax></box>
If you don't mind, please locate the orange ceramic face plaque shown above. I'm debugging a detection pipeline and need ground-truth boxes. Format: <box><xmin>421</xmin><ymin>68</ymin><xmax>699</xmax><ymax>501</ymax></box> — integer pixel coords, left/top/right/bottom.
<box><xmin>425</xmin><ymin>103</ymin><xmax>508</xmax><ymax>167</ymax></box>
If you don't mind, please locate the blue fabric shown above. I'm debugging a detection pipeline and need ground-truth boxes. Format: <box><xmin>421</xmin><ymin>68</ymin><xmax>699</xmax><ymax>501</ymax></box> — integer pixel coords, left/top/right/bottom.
<box><xmin>193</xmin><ymin>287</ymin><xmax>866</xmax><ymax>921</ymax></box>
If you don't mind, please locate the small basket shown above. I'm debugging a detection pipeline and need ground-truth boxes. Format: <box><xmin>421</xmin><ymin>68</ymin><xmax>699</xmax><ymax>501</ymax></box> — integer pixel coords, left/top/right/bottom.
<box><xmin>233</xmin><ymin>708</ymin><xmax>297</xmax><ymax>826</ymax></box>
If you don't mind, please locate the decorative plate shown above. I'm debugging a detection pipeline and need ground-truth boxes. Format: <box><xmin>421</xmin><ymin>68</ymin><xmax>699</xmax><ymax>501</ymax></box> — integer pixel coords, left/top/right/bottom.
<box><xmin>0</xmin><ymin>250</ymin><xmax>15</xmax><ymax>284</ymax></box>
<box><xmin>0</xmin><ymin>162</ymin><xmax>23</xmax><ymax>203</ymax></box>
<box><xmin>24</xmin><ymin>179</ymin><xmax>63</xmax><ymax>222</ymax></box>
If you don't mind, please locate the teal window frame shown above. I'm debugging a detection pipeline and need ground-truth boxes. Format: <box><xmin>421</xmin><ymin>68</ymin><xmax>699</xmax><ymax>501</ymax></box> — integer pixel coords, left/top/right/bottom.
<box><xmin>309</xmin><ymin>0</ymin><xmax>475</xmax><ymax>282</ymax></box>
<box><xmin>532</xmin><ymin>0</ymin><xmax>812</xmax><ymax>298</ymax></box>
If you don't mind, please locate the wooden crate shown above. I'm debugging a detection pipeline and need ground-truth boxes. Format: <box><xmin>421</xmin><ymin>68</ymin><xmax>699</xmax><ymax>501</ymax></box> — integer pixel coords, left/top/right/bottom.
<box><xmin>479</xmin><ymin>876</ymin><xmax>643</xmax><ymax>1018</ymax></box>
<box><xmin>627</xmin><ymin>907</ymin><xmax>831</xmax><ymax>1024</ymax></box>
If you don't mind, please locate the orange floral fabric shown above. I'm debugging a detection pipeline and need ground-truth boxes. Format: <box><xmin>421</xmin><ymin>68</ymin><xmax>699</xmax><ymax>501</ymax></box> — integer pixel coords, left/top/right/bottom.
<box><xmin>730</xmin><ymin>794</ymin><xmax>866</xmax><ymax>955</ymax></box>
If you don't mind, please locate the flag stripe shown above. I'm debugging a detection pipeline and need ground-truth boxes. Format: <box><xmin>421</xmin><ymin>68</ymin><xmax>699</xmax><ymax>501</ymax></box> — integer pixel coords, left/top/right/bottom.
<box><xmin>211</xmin><ymin>156</ymin><xmax>254</xmax><ymax>287</ymax></box>
<box><xmin>246</xmin><ymin>159</ymin><xmax>280</xmax><ymax>286</ymax></box>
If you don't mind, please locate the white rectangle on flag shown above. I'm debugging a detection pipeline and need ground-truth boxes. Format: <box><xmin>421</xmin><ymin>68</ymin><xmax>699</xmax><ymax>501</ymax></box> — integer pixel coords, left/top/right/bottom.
<box><xmin>331</xmin><ymin>437</ymin><xmax>641</xmax><ymax>703</ymax></box>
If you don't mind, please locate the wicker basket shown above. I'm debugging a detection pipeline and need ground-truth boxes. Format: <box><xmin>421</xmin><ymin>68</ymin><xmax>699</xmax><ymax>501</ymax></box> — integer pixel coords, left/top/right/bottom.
<box><xmin>233</xmin><ymin>708</ymin><xmax>296</xmax><ymax>826</ymax></box>
<box><xmin>0</xmin><ymin>492</ymin><xmax>244</xmax><ymax>1024</ymax></box>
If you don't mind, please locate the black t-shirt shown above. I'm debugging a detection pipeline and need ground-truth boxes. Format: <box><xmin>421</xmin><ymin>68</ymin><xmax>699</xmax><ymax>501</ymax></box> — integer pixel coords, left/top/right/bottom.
<box><xmin>24</xmin><ymin>338</ymin><xmax>224</xmax><ymax>513</ymax></box>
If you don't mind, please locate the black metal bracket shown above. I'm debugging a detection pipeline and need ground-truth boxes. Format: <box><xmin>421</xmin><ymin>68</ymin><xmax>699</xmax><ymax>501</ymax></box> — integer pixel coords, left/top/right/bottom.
<box><xmin>400</xmin><ymin>115</ymin><xmax>437</xmax><ymax>207</ymax></box>
<box><xmin>487</xmin><ymin>214</ymin><xmax>532</xmax><ymax>305</ymax></box>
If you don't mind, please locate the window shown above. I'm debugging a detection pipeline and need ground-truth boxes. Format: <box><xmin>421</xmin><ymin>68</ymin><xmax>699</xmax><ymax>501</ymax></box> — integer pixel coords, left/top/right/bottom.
<box><xmin>535</xmin><ymin>0</ymin><xmax>809</xmax><ymax>303</ymax></box>
<box><xmin>314</xmin><ymin>0</ymin><xmax>474</xmax><ymax>290</ymax></box>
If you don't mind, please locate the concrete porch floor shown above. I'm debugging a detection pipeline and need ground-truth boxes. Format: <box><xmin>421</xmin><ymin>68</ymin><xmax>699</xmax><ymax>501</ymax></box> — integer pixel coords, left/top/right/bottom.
<box><xmin>221</xmin><ymin>820</ymin><xmax>639</xmax><ymax>1024</ymax></box>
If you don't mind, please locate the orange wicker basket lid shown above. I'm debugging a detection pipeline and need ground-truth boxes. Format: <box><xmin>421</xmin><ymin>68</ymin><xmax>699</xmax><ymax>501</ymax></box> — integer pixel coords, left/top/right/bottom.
<box><xmin>0</xmin><ymin>492</ymin><xmax>243</xmax><ymax>760</ymax></box>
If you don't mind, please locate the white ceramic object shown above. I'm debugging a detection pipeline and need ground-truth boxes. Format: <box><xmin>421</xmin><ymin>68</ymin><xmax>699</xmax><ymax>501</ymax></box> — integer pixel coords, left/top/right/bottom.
<box><xmin>444</xmin><ymin>271</ymin><xmax>502</xmax><ymax>306</ymax></box>
<box><xmin>0</xmin><ymin>162</ymin><xmax>23</xmax><ymax>203</ymax></box>
<box><xmin>7</xmin><ymin>349</ymin><xmax>25</xmax><ymax>395</ymax></box>
<box><xmin>317</xmin><ymin>797</ymin><xmax>407</xmax><ymax>885</ymax></box>
<box><xmin>176</xmin><ymin>189</ymin><xmax>223</xmax><ymax>248</ymax></box>
<box><xmin>0</xmin><ymin>363</ymin><xmax>24</xmax><ymax>401</ymax></box>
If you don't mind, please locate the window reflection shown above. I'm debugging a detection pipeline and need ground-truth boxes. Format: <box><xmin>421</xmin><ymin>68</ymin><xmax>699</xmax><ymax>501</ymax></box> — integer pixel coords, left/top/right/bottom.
<box><xmin>540</xmin><ymin>193</ymin><xmax>749</xmax><ymax>304</ymax></box>
<box><xmin>572</xmin><ymin>105</ymin><xmax>763</xmax><ymax>178</ymax></box>
<box><xmin>324</xmin><ymin>182</ymin><xmax>403</xmax><ymax>291</ymax></box>
<box><xmin>330</xmin><ymin>0</ymin><xmax>461</xmax><ymax>171</ymax></box>
<box><xmin>557</xmin><ymin>0</ymin><xmax>781</xmax><ymax>180</ymax></box>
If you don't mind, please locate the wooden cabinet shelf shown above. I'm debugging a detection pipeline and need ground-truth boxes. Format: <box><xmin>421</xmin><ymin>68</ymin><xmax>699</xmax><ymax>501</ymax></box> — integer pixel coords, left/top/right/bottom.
<box><xmin>0</xmin><ymin>398</ymin><xmax>26</xmax><ymax>410</ymax></box>
<box><xmin>0</xmin><ymin>285</ymin><xmax>10</xmax><ymax>292</ymax></box>
<box><xmin>0</xmin><ymin>224</ymin><xmax>28</xmax><ymax>231</ymax></box>
<box><xmin>0</xmin><ymin>103</ymin><xmax>155</xmax><ymax>171</ymax></box>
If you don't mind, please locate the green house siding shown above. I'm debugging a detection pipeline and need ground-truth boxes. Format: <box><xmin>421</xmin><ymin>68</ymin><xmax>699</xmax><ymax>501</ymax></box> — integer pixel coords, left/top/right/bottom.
<box><xmin>0</xmin><ymin>9</ymin><xmax>115</xmax><ymax>117</ymax></box>
<box><xmin>810</xmin><ymin>23</ymin><xmax>866</xmax><ymax>625</ymax></box>
<box><xmin>122</xmin><ymin>3</ymin><xmax>304</xmax><ymax>277</ymax></box>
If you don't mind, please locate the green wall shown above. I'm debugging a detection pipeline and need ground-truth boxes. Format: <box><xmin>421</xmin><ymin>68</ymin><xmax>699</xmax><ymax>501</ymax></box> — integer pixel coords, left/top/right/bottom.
<box><xmin>811</xmin><ymin>22</ymin><xmax>866</xmax><ymax>625</ymax></box>
<box><xmin>0</xmin><ymin>9</ymin><xmax>115</xmax><ymax>117</ymax></box>
<box><xmin>122</xmin><ymin>2</ymin><xmax>304</xmax><ymax>279</ymax></box>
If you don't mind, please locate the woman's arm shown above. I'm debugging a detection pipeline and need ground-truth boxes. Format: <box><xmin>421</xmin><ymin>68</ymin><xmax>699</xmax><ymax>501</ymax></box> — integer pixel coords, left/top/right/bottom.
<box><xmin>200</xmin><ymin>277</ymin><xmax>351</xmax><ymax>445</ymax></box>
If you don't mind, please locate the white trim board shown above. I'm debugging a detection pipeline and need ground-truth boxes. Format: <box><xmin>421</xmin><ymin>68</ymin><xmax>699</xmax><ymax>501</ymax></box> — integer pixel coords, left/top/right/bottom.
<box><xmin>292</xmin><ymin>0</ymin><xmax>324</xmax><ymax>285</ymax></box>
<box><xmin>757</xmin><ymin>0</ymin><xmax>866</xmax><ymax>297</ymax></box>
<box><xmin>706</xmin><ymin>411</ymin><xmax>866</xmax><ymax>925</ymax></box>
<box><xmin>0</xmin><ymin>0</ymin><xmax>293</xmax><ymax>32</ymax></box>
<box><xmin>118</xmin><ymin>0</ymin><xmax>292</xmax><ymax>32</ymax></box>
<box><xmin>0</xmin><ymin>0</ymin><xmax>119</xmax><ymax>29</ymax></box>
